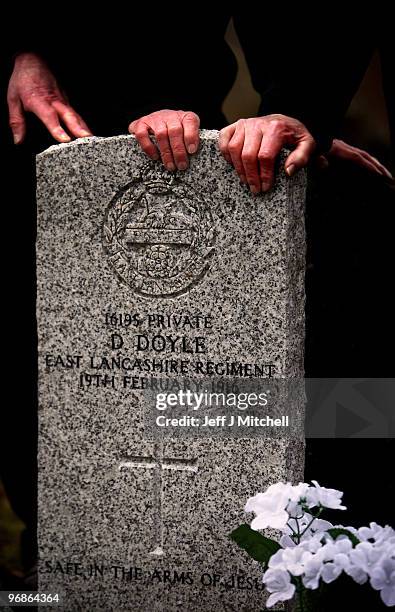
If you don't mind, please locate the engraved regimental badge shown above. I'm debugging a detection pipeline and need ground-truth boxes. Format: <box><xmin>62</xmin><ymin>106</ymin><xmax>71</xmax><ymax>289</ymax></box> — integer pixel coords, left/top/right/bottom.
<box><xmin>103</xmin><ymin>164</ymin><xmax>216</xmax><ymax>298</ymax></box>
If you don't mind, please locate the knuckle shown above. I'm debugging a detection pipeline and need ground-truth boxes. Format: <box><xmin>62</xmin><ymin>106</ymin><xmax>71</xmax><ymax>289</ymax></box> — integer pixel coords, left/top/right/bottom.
<box><xmin>228</xmin><ymin>142</ymin><xmax>240</xmax><ymax>155</ymax></box>
<box><xmin>184</xmin><ymin>111</ymin><xmax>198</xmax><ymax>121</ymax></box>
<box><xmin>167</xmin><ymin>125</ymin><xmax>183</xmax><ymax>138</ymax></box>
<box><xmin>135</xmin><ymin>125</ymin><xmax>147</xmax><ymax>137</ymax></box>
<box><xmin>241</xmin><ymin>151</ymin><xmax>255</xmax><ymax>163</ymax></box>
<box><xmin>159</xmin><ymin>146</ymin><xmax>172</xmax><ymax>158</ymax></box>
<box><xmin>258</xmin><ymin>151</ymin><xmax>274</xmax><ymax>163</ymax></box>
<box><xmin>62</xmin><ymin>109</ymin><xmax>76</xmax><ymax>120</ymax></box>
<box><xmin>8</xmin><ymin>117</ymin><xmax>23</xmax><ymax>128</ymax></box>
<box><xmin>172</xmin><ymin>145</ymin><xmax>186</xmax><ymax>154</ymax></box>
<box><xmin>219</xmin><ymin>126</ymin><xmax>231</xmax><ymax>137</ymax></box>
<box><xmin>297</xmin><ymin>154</ymin><xmax>309</xmax><ymax>166</ymax></box>
<box><xmin>269</xmin><ymin>119</ymin><xmax>283</xmax><ymax>131</ymax></box>
<box><xmin>43</xmin><ymin>107</ymin><xmax>57</xmax><ymax>121</ymax></box>
<box><xmin>155</xmin><ymin>128</ymin><xmax>168</xmax><ymax>140</ymax></box>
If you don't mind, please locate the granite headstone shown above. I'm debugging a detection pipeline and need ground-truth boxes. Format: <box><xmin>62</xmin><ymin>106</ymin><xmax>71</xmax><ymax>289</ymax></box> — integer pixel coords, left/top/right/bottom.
<box><xmin>36</xmin><ymin>132</ymin><xmax>306</xmax><ymax>611</ymax></box>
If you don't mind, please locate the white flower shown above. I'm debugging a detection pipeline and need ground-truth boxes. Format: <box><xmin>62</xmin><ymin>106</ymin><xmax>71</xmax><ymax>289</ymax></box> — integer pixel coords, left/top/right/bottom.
<box><xmin>358</xmin><ymin>523</ymin><xmax>395</xmax><ymax>546</ymax></box>
<box><xmin>348</xmin><ymin>541</ymin><xmax>387</xmax><ymax>575</ymax></box>
<box><xmin>287</xmin><ymin>501</ymin><xmax>304</xmax><ymax>519</ymax></box>
<box><xmin>306</xmin><ymin>480</ymin><xmax>346</xmax><ymax>511</ymax></box>
<box><xmin>245</xmin><ymin>482</ymin><xmax>308</xmax><ymax>531</ymax></box>
<box><xmin>269</xmin><ymin>546</ymin><xmax>313</xmax><ymax>576</ymax></box>
<box><xmin>370</xmin><ymin>557</ymin><xmax>395</xmax><ymax>606</ymax></box>
<box><xmin>302</xmin><ymin>556</ymin><xmax>323</xmax><ymax>590</ymax></box>
<box><xmin>320</xmin><ymin>547</ymin><xmax>351</xmax><ymax>584</ymax></box>
<box><xmin>345</xmin><ymin>539</ymin><xmax>395</xmax><ymax>597</ymax></box>
<box><xmin>245</xmin><ymin>492</ymin><xmax>289</xmax><ymax>530</ymax></box>
<box><xmin>321</xmin><ymin>561</ymin><xmax>344</xmax><ymax>584</ymax></box>
<box><xmin>333</xmin><ymin>538</ymin><xmax>353</xmax><ymax>555</ymax></box>
<box><xmin>263</xmin><ymin>568</ymin><xmax>295</xmax><ymax>608</ymax></box>
<box><xmin>345</xmin><ymin>564</ymin><xmax>369</xmax><ymax>584</ymax></box>
<box><xmin>280</xmin><ymin>512</ymin><xmax>333</xmax><ymax>549</ymax></box>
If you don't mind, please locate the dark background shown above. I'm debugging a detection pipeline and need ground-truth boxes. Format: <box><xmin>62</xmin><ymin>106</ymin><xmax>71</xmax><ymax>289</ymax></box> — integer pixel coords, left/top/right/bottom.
<box><xmin>0</xmin><ymin>20</ymin><xmax>394</xmax><ymax>611</ymax></box>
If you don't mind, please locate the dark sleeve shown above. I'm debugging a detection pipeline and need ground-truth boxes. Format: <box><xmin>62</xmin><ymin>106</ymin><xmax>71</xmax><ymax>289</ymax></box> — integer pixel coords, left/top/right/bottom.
<box><xmin>0</xmin><ymin>13</ymin><xmax>63</xmax><ymax>86</ymax></box>
<box><xmin>233</xmin><ymin>10</ymin><xmax>375</xmax><ymax>151</ymax></box>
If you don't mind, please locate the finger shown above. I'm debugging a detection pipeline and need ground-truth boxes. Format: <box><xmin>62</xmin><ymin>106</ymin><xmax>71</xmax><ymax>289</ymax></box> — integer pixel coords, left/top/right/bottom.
<box><xmin>354</xmin><ymin>153</ymin><xmax>391</xmax><ymax>178</ymax></box>
<box><xmin>27</xmin><ymin>98</ymin><xmax>71</xmax><ymax>142</ymax></box>
<box><xmin>228</xmin><ymin>122</ymin><xmax>247</xmax><ymax>184</ymax></box>
<box><xmin>258</xmin><ymin>130</ymin><xmax>283</xmax><ymax>192</ymax></box>
<box><xmin>218</xmin><ymin>125</ymin><xmax>235</xmax><ymax>165</ymax></box>
<box><xmin>167</xmin><ymin>119</ymin><xmax>188</xmax><ymax>170</ymax></box>
<box><xmin>129</xmin><ymin>120</ymin><xmax>159</xmax><ymax>160</ymax></box>
<box><xmin>154</xmin><ymin>122</ymin><xmax>175</xmax><ymax>171</ymax></box>
<box><xmin>360</xmin><ymin>152</ymin><xmax>393</xmax><ymax>179</ymax></box>
<box><xmin>52</xmin><ymin>101</ymin><xmax>92</xmax><ymax>138</ymax></box>
<box><xmin>285</xmin><ymin>136</ymin><xmax>316</xmax><ymax>176</ymax></box>
<box><xmin>8</xmin><ymin>96</ymin><xmax>26</xmax><ymax>144</ymax></box>
<box><xmin>241</xmin><ymin>123</ymin><xmax>262</xmax><ymax>193</ymax></box>
<box><xmin>181</xmin><ymin>112</ymin><xmax>200</xmax><ymax>154</ymax></box>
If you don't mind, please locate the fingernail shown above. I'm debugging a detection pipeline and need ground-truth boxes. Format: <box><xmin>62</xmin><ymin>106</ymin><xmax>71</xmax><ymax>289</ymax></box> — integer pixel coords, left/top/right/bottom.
<box><xmin>151</xmin><ymin>152</ymin><xmax>159</xmax><ymax>161</ymax></box>
<box><xmin>13</xmin><ymin>134</ymin><xmax>22</xmax><ymax>145</ymax></box>
<box><xmin>240</xmin><ymin>175</ymin><xmax>247</xmax><ymax>184</ymax></box>
<box><xmin>166</xmin><ymin>163</ymin><xmax>175</xmax><ymax>172</ymax></box>
<box><xmin>286</xmin><ymin>164</ymin><xmax>295</xmax><ymax>177</ymax></box>
<box><xmin>261</xmin><ymin>182</ymin><xmax>270</xmax><ymax>192</ymax></box>
<box><xmin>250</xmin><ymin>185</ymin><xmax>260</xmax><ymax>194</ymax></box>
<box><xmin>80</xmin><ymin>130</ymin><xmax>92</xmax><ymax>137</ymax></box>
<box><xmin>187</xmin><ymin>144</ymin><xmax>197</xmax><ymax>154</ymax></box>
<box><xmin>58</xmin><ymin>132</ymin><xmax>71</xmax><ymax>142</ymax></box>
<box><xmin>178</xmin><ymin>162</ymin><xmax>188</xmax><ymax>171</ymax></box>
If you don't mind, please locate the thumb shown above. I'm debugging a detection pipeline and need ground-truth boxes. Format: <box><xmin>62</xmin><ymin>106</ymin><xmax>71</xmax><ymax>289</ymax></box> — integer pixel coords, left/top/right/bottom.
<box><xmin>8</xmin><ymin>97</ymin><xmax>26</xmax><ymax>144</ymax></box>
<box><xmin>285</xmin><ymin>137</ymin><xmax>316</xmax><ymax>177</ymax></box>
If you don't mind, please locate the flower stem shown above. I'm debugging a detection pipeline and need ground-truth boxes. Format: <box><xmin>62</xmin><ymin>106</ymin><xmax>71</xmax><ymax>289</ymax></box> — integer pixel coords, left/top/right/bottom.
<box><xmin>299</xmin><ymin>507</ymin><xmax>323</xmax><ymax>539</ymax></box>
<box><xmin>296</xmin><ymin>591</ymin><xmax>305</xmax><ymax>612</ymax></box>
<box><xmin>295</xmin><ymin>580</ymin><xmax>314</xmax><ymax>612</ymax></box>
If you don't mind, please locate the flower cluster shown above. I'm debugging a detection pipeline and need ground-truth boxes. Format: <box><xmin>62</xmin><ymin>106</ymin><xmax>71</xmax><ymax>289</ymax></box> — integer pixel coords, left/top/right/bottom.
<box><xmin>244</xmin><ymin>482</ymin><xmax>395</xmax><ymax>608</ymax></box>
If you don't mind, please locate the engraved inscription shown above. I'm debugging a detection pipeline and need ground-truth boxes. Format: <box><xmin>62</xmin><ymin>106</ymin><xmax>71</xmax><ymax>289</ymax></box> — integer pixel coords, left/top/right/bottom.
<box><xmin>103</xmin><ymin>164</ymin><xmax>216</xmax><ymax>298</ymax></box>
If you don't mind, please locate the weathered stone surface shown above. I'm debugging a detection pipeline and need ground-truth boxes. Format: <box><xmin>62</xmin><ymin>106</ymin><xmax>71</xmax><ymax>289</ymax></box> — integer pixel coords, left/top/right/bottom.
<box><xmin>36</xmin><ymin>131</ymin><xmax>306</xmax><ymax>611</ymax></box>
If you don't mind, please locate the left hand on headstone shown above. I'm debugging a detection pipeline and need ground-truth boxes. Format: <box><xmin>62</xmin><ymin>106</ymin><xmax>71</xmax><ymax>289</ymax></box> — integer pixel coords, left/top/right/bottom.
<box><xmin>129</xmin><ymin>109</ymin><xmax>200</xmax><ymax>172</ymax></box>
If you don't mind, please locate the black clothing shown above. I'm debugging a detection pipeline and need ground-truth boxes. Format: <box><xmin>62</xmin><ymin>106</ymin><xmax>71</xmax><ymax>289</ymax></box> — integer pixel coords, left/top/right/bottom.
<box><xmin>4</xmin><ymin>8</ymin><xmax>391</xmax><ymax>150</ymax></box>
<box><xmin>0</xmin><ymin>7</ymin><xmax>393</xmax><ymax>594</ymax></box>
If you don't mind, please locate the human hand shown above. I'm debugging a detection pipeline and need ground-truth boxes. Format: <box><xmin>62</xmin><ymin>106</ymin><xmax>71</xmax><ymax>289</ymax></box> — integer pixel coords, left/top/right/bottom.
<box><xmin>317</xmin><ymin>139</ymin><xmax>393</xmax><ymax>180</ymax></box>
<box><xmin>219</xmin><ymin>115</ymin><xmax>316</xmax><ymax>193</ymax></box>
<box><xmin>129</xmin><ymin>109</ymin><xmax>200</xmax><ymax>171</ymax></box>
<box><xmin>7</xmin><ymin>52</ymin><xmax>92</xmax><ymax>144</ymax></box>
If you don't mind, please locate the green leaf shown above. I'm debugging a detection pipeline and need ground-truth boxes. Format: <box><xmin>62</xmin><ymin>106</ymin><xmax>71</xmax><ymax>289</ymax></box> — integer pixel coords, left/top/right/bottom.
<box><xmin>229</xmin><ymin>524</ymin><xmax>281</xmax><ymax>567</ymax></box>
<box><xmin>327</xmin><ymin>528</ymin><xmax>360</xmax><ymax>547</ymax></box>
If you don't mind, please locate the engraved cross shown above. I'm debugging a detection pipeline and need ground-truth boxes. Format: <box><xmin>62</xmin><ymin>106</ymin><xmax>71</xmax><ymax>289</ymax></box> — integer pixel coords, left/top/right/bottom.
<box><xmin>119</xmin><ymin>442</ymin><xmax>198</xmax><ymax>557</ymax></box>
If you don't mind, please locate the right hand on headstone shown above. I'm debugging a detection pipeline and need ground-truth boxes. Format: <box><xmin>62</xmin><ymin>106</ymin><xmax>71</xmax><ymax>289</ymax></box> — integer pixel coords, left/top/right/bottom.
<box><xmin>129</xmin><ymin>110</ymin><xmax>200</xmax><ymax>172</ymax></box>
<box><xmin>7</xmin><ymin>52</ymin><xmax>92</xmax><ymax>144</ymax></box>
<box><xmin>219</xmin><ymin>115</ymin><xmax>316</xmax><ymax>193</ymax></box>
